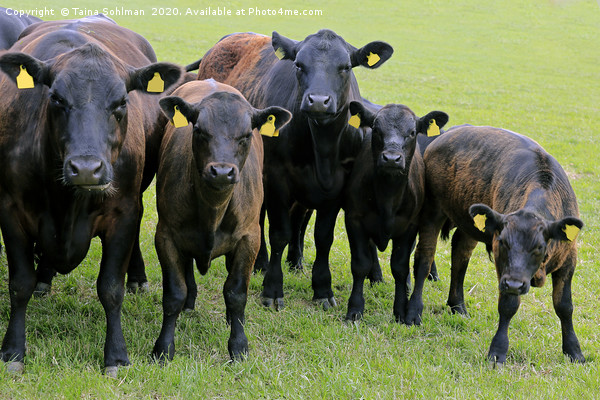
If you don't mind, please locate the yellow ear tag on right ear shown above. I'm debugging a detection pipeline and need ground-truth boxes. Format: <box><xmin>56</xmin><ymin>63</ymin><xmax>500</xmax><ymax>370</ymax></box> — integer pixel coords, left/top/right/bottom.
<box><xmin>474</xmin><ymin>214</ymin><xmax>487</xmax><ymax>232</ymax></box>
<box><xmin>274</xmin><ymin>47</ymin><xmax>285</xmax><ymax>60</ymax></box>
<box><xmin>563</xmin><ymin>224</ymin><xmax>580</xmax><ymax>242</ymax></box>
<box><xmin>260</xmin><ymin>115</ymin><xmax>277</xmax><ymax>137</ymax></box>
<box><xmin>427</xmin><ymin>119</ymin><xmax>440</xmax><ymax>137</ymax></box>
<box><xmin>147</xmin><ymin>72</ymin><xmax>164</xmax><ymax>93</ymax></box>
<box><xmin>348</xmin><ymin>114</ymin><xmax>361</xmax><ymax>129</ymax></box>
<box><xmin>366</xmin><ymin>52</ymin><xmax>380</xmax><ymax>67</ymax></box>
<box><xmin>172</xmin><ymin>105</ymin><xmax>188</xmax><ymax>128</ymax></box>
<box><xmin>16</xmin><ymin>65</ymin><xmax>34</xmax><ymax>89</ymax></box>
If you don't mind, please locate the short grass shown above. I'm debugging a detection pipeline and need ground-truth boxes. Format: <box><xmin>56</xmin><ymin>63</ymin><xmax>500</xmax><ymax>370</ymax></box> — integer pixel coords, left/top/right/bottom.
<box><xmin>1</xmin><ymin>0</ymin><xmax>599</xmax><ymax>398</ymax></box>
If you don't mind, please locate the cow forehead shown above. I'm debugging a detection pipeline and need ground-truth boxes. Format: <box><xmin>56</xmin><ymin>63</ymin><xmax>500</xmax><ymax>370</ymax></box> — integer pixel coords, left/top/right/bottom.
<box><xmin>500</xmin><ymin>211</ymin><xmax>546</xmax><ymax>246</ymax></box>
<box><xmin>374</xmin><ymin>105</ymin><xmax>417</xmax><ymax>133</ymax></box>
<box><xmin>196</xmin><ymin>93</ymin><xmax>253</xmax><ymax>132</ymax></box>
<box><xmin>297</xmin><ymin>33</ymin><xmax>351</xmax><ymax>64</ymax></box>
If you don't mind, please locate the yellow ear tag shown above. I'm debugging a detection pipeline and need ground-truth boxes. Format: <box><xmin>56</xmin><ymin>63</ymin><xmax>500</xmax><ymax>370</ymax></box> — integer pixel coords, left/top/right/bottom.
<box><xmin>348</xmin><ymin>114</ymin><xmax>361</xmax><ymax>129</ymax></box>
<box><xmin>562</xmin><ymin>224</ymin><xmax>580</xmax><ymax>242</ymax></box>
<box><xmin>474</xmin><ymin>214</ymin><xmax>487</xmax><ymax>232</ymax></box>
<box><xmin>274</xmin><ymin>47</ymin><xmax>285</xmax><ymax>60</ymax></box>
<box><xmin>260</xmin><ymin>115</ymin><xmax>277</xmax><ymax>137</ymax></box>
<box><xmin>427</xmin><ymin>119</ymin><xmax>440</xmax><ymax>137</ymax></box>
<box><xmin>147</xmin><ymin>72</ymin><xmax>164</xmax><ymax>93</ymax></box>
<box><xmin>172</xmin><ymin>105</ymin><xmax>188</xmax><ymax>128</ymax></box>
<box><xmin>366</xmin><ymin>52</ymin><xmax>380</xmax><ymax>67</ymax></box>
<box><xmin>16</xmin><ymin>65</ymin><xmax>34</xmax><ymax>89</ymax></box>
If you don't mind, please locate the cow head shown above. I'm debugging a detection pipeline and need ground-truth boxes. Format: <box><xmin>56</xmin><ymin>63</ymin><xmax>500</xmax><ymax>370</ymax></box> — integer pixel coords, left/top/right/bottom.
<box><xmin>349</xmin><ymin>101</ymin><xmax>448</xmax><ymax>175</ymax></box>
<box><xmin>0</xmin><ymin>44</ymin><xmax>182</xmax><ymax>193</ymax></box>
<box><xmin>159</xmin><ymin>92</ymin><xmax>291</xmax><ymax>191</ymax></box>
<box><xmin>272</xmin><ymin>30</ymin><xmax>393</xmax><ymax>124</ymax></box>
<box><xmin>469</xmin><ymin>204</ymin><xmax>583</xmax><ymax>295</ymax></box>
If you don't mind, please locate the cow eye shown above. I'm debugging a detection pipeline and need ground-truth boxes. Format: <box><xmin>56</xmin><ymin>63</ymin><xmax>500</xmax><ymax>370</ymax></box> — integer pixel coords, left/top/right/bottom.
<box><xmin>239</xmin><ymin>132</ymin><xmax>252</xmax><ymax>145</ymax></box>
<box><xmin>409</xmin><ymin>130</ymin><xmax>416</xmax><ymax>137</ymax></box>
<box><xmin>49</xmin><ymin>93</ymin><xmax>67</xmax><ymax>108</ymax></box>
<box><xmin>294</xmin><ymin>62</ymin><xmax>305</xmax><ymax>73</ymax></box>
<box><xmin>339</xmin><ymin>65</ymin><xmax>351</xmax><ymax>73</ymax></box>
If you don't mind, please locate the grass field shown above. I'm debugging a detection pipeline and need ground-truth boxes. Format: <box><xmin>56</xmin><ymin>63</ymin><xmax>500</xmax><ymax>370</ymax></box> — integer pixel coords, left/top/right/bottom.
<box><xmin>1</xmin><ymin>0</ymin><xmax>599</xmax><ymax>398</ymax></box>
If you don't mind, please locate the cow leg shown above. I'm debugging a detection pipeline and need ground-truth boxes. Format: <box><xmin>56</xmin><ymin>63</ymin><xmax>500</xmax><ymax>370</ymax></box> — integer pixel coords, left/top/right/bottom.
<box><xmin>0</xmin><ymin>226</ymin><xmax>35</xmax><ymax>373</ymax></box>
<box><xmin>428</xmin><ymin>260</ymin><xmax>439</xmax><ymax>281</ymax></box>
<box><xmin>447</xmin><ymin>229</ymin><xmax>478</xmax><ymax>315</ymax></box>
<box><xmin>33</xmin><ymin>257</ymin><xmax>56</xmax><ymax>297</ymax></box>
<box><xmin>488</xmin><ymin>293</ymin><xmax>520</xmax><ymax>366</ymax></box>
<box><xmin>96</xmin><ymin>210</ymin><xmax>140</xmax><ymax>375</ymax></box>
<box><xmin>551</xmin><ymin>257</ymin><xmax>584</xmax><ymax>363</ymax></box>
<box><xmin>311</xmin><ymin>206</ymin><xmax>339</xmax><ymax>309</ymax></box>
<box><xmin>397</xmin><ymin>228</ymin><xmax>426</xmax><ymax>325</ymax></box>
<box><xmin>345</xmin><ymin>218</ymin><xmax>371</xmax><ymax>321</ymax></box>
<box><xmin>183</xmin><ymin>262</ymin><xmax>198</xmax><ymax>311</ymax></box>
<box><xmin>367</xmin><ymin>242</ymin><xmax>384</xmax><ymax>284</ymax></box>
<box><xmin>224</xmin><ymin>233</ymin><xmax>257</xmax><ymax>360</ymax></box>
<box><xmin>125</xmin><ymin>202</ymin><xmax>148</xmax><ymax>293</ymax></box>
<box><xmin>261</xmin><ymin>202</ymin><xmax>290</xmax><ymax>310</ymax></box>
<box><xmin>152</xmin><ymin>225</ymin><xmax>189</xmax><ymax>363</ymax></box>
<box><xmin>286</xmin><ymin>204</ymin><xmax>312</xmax><ymax>271</ymax></box>
<box><xmin>253</xmin><ymin>205</ymin><xmax>268</xmax><ymax>273</ymax></box>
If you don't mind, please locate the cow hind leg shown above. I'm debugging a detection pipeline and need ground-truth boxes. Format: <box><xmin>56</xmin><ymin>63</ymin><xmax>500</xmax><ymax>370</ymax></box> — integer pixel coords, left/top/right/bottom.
<box><xmin>366</xmin><ymin>242</ymin><xmax>384</xmax><ymax>284</ymax></box>
<box><xmin>33</xmin><ymin>257</ymin><xmax>56</xmax><ymax>297</ymax></box>
<box><xmin>345</xmin><ymin>220</ymin><xmax>373</xmax><ymax>321</ymax></box>
<box><xmin>447</xmin><ymin>229</ymin><xmax>478</xmax><ymax>315</ymax></box>
<box><xmin>551</xmin><ymin>259</ymin><xmax>584</xmax><ymax>363</ymax></box>
<box><xmin>125</xmin><ymin>204</ymin><xmax>149</xmax><ymax>293</ymax></box>
<box><xmin>286</xmin><ymin>205</ymin><xmax>312</xmax><ymax>271</ymax></box>
<box><xmin>261</xmin><ymin>205</ymin><xmax>290</xmax><ymax>310</ymax></box>
<box><xmin>253</xmin><ymin>205</ymin><xmax>268</xmax><ymax>273</ymax></box>
<box><xmin>311</xmin><ymin>207</ymin><xmax>339</xmax><ymax>310</ymax></box>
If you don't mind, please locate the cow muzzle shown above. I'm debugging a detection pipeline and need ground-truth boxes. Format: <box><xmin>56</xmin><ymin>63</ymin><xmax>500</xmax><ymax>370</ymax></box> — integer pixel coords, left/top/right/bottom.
<box><xmin>301</xmin><ymin>93</ymin><xmax>337</xmax><ymax>117</ymax></box>
<box><xmin>499</xmin><ymin>275</ymin><xmax>530</xmax><ymax>295</ymax></box>
<box><xmin>203</xmin><ymin>162</ymin><xmax>239</xmax><ymax>189</ymax></box>
<box><xmin>64</xmin><ymin>155</ymin><xmax>111</xmax><ymax>191</ymax></box>
<box><xmin>378</xmin><ymin>151</ymin><xmax>406</xmax><ymax>172</ymax></box>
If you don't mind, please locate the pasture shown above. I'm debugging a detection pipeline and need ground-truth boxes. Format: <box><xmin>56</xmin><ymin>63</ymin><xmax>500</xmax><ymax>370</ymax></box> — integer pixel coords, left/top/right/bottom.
<box><xmin>0</xmin><ymin>0</ymin><xmax>599</xmax><ymax>398</ymax></box>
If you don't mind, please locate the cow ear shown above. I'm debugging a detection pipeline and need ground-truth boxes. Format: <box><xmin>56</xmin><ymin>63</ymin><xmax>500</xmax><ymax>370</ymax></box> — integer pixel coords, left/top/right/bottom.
<box><xmin>469</xmin><ymin>204</ymin><xmax>504</xmax><ymax>238</ymax></box>
<box><xmin>253</xmin><ymin>106</ymin><xmax>292</xmax><ymax>137</ymax></box>
<box><xmin>0</xmin><ymin>52</ymin><xmax>51</xmax><ymax>89</ymax></box>
<box><xmin>417</xmin><ymin>111</ymin><xmax>449</xmax><ymax>137</ymax></box>
<box><xmin>159</xmin><ymin>96</ymin><xmax>198</xmax><ymax>128</ymax></box>
<box><xmin>545</xmin><ymin>217</ymin><xmax>583</xmax><ymax>243</ymax></box>
<box><xmin>127</xmin><ymin>62</ymin><xmax>183</xmax><ymax>94</ymax></box>
<box><xmin>348</xmin><ymin>101</ymin><xmax>376</xmax><ymax>129</ymax></box>
<box><xmin>351</xmin><ymin>41</ymin><xmax>393</xmax><ymax>69</ymax></box>
<box><xmin>271</xmin><ymin>31</ymin><xmax>299</xmax><ymax>61</ymax></box>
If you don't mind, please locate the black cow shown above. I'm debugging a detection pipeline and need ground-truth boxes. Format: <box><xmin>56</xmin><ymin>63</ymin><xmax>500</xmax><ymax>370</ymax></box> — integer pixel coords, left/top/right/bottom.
<box><xmin>195</xmin><ymin>30</ymin><xmax>393</xmax><ymax>309</ymax></box>
<box><xmin>0</xmin><ymin>19</ymin><xmax>181</xmax><ymax>375</ymax></box>
<box><xmin>343</xmin><ymin>102</ymin><xmax>448</xmax><ymax>322</ymax></box>
<box><xmin>153</xmin><ymin>79</ymin><xmax>291</xmax><ymax>362</ymax></box>
<box><xmin>414</xmin><ymin>125</ymin><xmax>585</xmax><ymax>365</ymax></box>
<box><xmin>0</xmin><ymin>7</ymin><xmax>41</xmax><ymax>50</ymax></box>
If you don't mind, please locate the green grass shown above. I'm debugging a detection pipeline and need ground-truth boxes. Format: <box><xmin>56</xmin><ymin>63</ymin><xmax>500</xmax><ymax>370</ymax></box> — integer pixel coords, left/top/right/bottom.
<box><xmin>1</xmin><ymin>0</ymin><xmax>600</xmax><ymax>398</ymax></box>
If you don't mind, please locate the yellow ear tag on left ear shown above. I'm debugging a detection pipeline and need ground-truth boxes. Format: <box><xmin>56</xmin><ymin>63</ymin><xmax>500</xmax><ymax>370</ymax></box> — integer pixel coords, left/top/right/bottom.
<box><xmin>172</xmin><ymin>105</ymin><xmax>188</xmax><ymax>128</ymax></box>
<box><xmin>260</xmin><ymin>115</ymin><xmax>278</xmax><ymax>137</ymax></box>
<box><xmin>366</xmin><ymin>52</ymin><xmax>380</xmax><ymax>67</ymax></box>
<box><xmin>16</xmin><ymin>65</ymin><xmax>34</xmax><ymax>89</ymax></box>
<box><xmin>563</xmin><ymin>224</ymin><xmax>580</xmax><ymax>242</ymax></box>
<box><xmin>427</xmin><ymin>119</ymin><xmax>440</xmax><ymax>137</ymax></box>
<box><xmin>274</xmin><ymin>47</ymin><xmax>285</xmax><ymax>60</ymax></box>
<box><xmin>474</xmin><ymin>214</ymin><xmax>487</xmax><ymax>232</ymax></box>
<box><xmin>147</xmin><ymin>72</ymin><xmax>164</xmax><ymax>93</ymax></box>
<box><xmin>348</xmin><ymin>114</ymin><xmax>361</xmax><ymax>129</ymax></box>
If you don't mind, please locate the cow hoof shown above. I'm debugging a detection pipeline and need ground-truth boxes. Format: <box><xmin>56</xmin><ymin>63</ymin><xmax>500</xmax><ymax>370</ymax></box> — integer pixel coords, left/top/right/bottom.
<box><xmin>345</xmin><ymin>310</ymin><xmax>362</xmax><ymax>321</ymax></box>
<box><xmin>314</xmin><ymin>297</ymin><xmax>337</xmax><ymax>310</ymax></box>
<box><xmin>182</xmin><ymin>307</ymin><xmax>194</xmax><ymax>313</ymax></box>
<box><xmin>427</xmin><ymin>272</ymin><xmax>439</xmax><ymax>281</ymax></box>
<box><xmin>488</xmin><ymin>359</ymin><xmax>504</xmax><ymax>370</ymax></box>
<box><xmin>6</xmin><ymin>361</ymin><xmax>24</xmax><ymax>375</ymax></box>
<box><xmin>448</xmin><ymin>303</ymin><xmax>469</xmax><ymax>316</ymax></box>
<box><xmin>261</xmin><ymin>297</ymin><xmax>285</xmax><ymax>311</ymax></box>
<box><xmin>126</xmin><ymin>281</ymin><xmax>149</xmax><ymax>294</ymax></box>
<box><xmin>104</xmin><ymin>366</ymin><xmax>119</xmax><ymax>378</ymax></box>
<box><xmin>33</xmin><ymin>282</ymin><xmax>52</xmax><ymax>297</ymax></box>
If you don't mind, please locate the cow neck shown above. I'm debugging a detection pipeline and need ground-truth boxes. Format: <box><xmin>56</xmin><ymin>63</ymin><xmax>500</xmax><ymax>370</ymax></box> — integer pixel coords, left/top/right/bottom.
<box><xmin>306</xmin><ymin>111</ymin><xmax>347</xmax><ymax>192</ymax></box>
<box><xmin>373</xmin><ymin>164</ymin><xmax>409</xmax><ymax>238</ymax></box>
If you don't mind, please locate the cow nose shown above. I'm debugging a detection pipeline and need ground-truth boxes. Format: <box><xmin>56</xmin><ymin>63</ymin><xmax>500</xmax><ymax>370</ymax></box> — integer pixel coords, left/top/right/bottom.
<box><xmin>380</xmin><ymin>152</ymin><xmax>404</xmax><ymax>168</ymax></box>
<box><xmin>306</xmin><ymin>94</ymin><xmax>331</xmax><ymax>113</ymax></box>
<box><xmin>500</xmin><ymin>278</ymin><xmax>527</xmax><ymax>295</ymax></box>
<box><xmin>204</xmin><ymin>163</ymin><xmax>239</xmax><ymax>187</ymax></box>
<box><xmin>65</xmin><ymin>156</ymin><xmax>106</xmax><ymax>186</ymax></box>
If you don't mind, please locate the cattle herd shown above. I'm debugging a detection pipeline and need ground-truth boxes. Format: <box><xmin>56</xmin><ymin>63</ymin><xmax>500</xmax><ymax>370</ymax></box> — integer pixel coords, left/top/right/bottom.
<box><xmin>0</xmin><ymin>9</ymin><xmax>586</xmax><ymax>377</ymax></box>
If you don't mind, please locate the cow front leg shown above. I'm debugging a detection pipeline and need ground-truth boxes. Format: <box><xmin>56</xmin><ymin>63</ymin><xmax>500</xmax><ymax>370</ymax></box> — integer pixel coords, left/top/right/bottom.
<box><xmin>487</xmin><ymin>293</ymin><xmax>520</xmax><ymax>367</ymax></box>
<box><xmin>224</xmin><ymin>233</ymin><xmax>257</xmax><ymax>360</ymax></box>
<box><xmin>152</xmin><ymin>224</ymin><xmax>189</xmax><ymax>363</ymax></box>
<box><xmin>311</xmin><ymin>206</ymin><xmax>339</xmax><ymax>309</ymax></box>
<box><xmin>551</xmin><ymin>259</ymin><xmax>584</xmax><ymax>363</ymax></box>
<box><xmin>0</xmin><ymin>228</ymin><xmax>36</xmax><ymax>374</ymax></box>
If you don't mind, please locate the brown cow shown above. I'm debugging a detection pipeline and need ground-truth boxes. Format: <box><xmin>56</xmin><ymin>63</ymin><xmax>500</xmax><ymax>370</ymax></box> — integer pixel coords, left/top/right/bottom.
<box><xmin>414</xmin><ymin>125</ymin><xmax>584</xmax><ymax>366</ymax></box>
<box><xmin>153</xmin><ymin>79</ymin><xmax>291</xmax><ymax>362</ymax></box>
<box><xmin>0</xmin><ymin>18</ymin><xmax>181</xmax><ymax>375</ymax></box>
